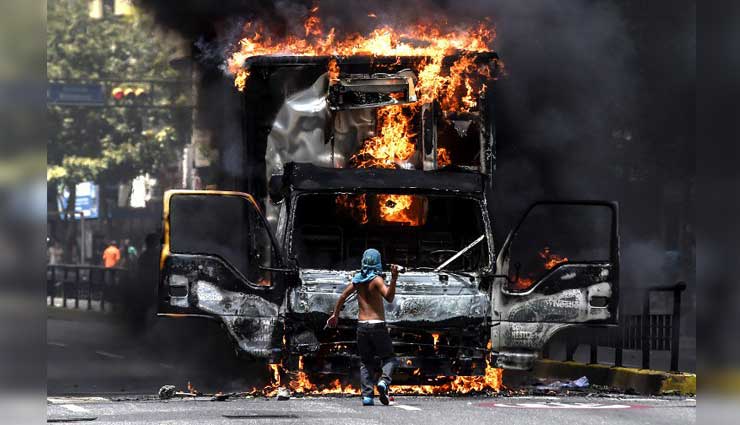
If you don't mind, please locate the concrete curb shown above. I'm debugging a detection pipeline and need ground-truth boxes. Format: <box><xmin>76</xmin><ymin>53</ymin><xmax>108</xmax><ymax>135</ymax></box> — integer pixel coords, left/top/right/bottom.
<box><xmin>531</xmin><ymin>359</ymin><xmax>696</xmax><ymax>395</ymax></box>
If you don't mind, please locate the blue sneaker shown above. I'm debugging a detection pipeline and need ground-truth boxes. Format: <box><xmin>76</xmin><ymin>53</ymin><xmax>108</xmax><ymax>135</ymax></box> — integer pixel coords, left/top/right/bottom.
<box><xmin>362</xmin><ymin>396</ymin><xmax>374</xmax><ymax>406</ymax></box>
<box><xmin>377</xmin><ymin>381</ymin><xmax>389</xmax><ymax>405</ymax></box>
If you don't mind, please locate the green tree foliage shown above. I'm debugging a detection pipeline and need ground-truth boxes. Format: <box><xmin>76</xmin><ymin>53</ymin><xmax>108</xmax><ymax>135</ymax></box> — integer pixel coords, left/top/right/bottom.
<box><xmin>47</xmin><ymin>0</ymin><xmax>188</xmax><ymax>187</ymax></box>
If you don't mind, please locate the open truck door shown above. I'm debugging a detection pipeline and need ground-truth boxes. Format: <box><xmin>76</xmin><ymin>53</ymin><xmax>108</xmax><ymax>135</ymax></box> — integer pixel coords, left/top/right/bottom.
<box><xmin>158</xmin><ymin>190</ymin><xmax>295</xmax><ymax>360</ymax></box>
<box><xmin>491</xmin><ymin>201</ymin><xmax>619</xmax><ymax>370</ymax></box>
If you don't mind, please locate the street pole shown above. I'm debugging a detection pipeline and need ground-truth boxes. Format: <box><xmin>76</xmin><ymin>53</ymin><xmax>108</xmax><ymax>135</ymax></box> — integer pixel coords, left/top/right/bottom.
<box><xmin>77</xmin><ymin>211</ymin><xmax>86</xmax><ymax>264</ymax></box>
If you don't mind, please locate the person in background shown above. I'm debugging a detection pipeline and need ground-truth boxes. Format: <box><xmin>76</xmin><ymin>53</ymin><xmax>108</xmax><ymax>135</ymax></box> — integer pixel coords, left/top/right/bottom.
<box><xmin>126</xmin><ymin>239</ymin><xmax>138</xmax><ymax>264</ymax></box>
<box><xmin>102</xmin><ymin>240</ymin><xmax>121</xmax><ymax>268</ymax></box>
<box><xmin>120</xmin><ymin>238</ymin><xmax>137</xmax><ymax>268</ymax></box>
<box><xmin>124</xmin><ymin>233</ymin><xmax>160</xmax><ymax>332</ymax></box>
<box><xmin>47</xmin><ymin>239</ymin><xmax>64</xmax><ymax>265</ymax></box>
<box><xmin>137</xmin><ymin>233</ymin><xmax>159</xmax><ymax>280</ymax></box>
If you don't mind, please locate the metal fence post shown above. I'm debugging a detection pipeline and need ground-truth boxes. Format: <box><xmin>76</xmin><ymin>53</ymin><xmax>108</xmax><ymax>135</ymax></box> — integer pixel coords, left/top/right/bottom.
<box><xmin>47</xmin><ymin>266</ymin><xmax>55</xmax><ymax>306</ymax></box>
<box><xmin>87</xmin><ymin>269</ymin><xmax>94</xmax><ymax>310</ymax></box>
<box><xmin>62</xmin><ymin>267</ymin><xmax>68</xmax><ymax>308</ymax></box>
<box><xmin>565</xmin><ymin>333</ymin><xmax>576</xmax><ymax>362</ymax></box>
<box><xmin>74</xmin><ymin>268</ymin><xmax>80</xmax><ymax>309</ymax></box>
<box><xmin>589</xmin><ymin>328</ymin><xmax>598</xmax><ymax>364</ymax></box>
<box><xmin>670</xmin><ymin>282</ymin><xmax>686</xmax><ymax>372</ymax></box>
<box><xmin>614</xmin><ymin>322</ymin><xmax>623</xmax><ymax>367</ymax></box>
<box><xmin>642</xmin><ymin>290</ymin><xmax>650</xmax><ymax>369</ymax></box>
<box><xmin>101</xmin><ymin>269</ymin><xmax>107</xmax><ymax>312</ymax></box>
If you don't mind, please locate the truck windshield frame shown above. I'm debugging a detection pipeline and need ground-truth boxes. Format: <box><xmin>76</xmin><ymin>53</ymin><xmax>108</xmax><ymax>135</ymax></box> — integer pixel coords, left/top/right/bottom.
<box><xmin>287</xmin><ymin>190</ymin><xmax>494</xmax><ymax>272</ymax></box>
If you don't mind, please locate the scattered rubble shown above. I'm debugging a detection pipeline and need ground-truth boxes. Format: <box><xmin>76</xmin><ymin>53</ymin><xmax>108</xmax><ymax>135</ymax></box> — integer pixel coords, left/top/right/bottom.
<box><xmin>276</xmin><ymin>387</ymin><xmax>291</xmax><ymax>400</ymax></box>
<box><xmin>535</xmin><ymin>376</ymin><xmax>590</xmax><ymax>391</ymax></box>
<box><xmin>158</xmin><ymin>385</ymin><xmax>176</xmax><ymax>400</ymax></box>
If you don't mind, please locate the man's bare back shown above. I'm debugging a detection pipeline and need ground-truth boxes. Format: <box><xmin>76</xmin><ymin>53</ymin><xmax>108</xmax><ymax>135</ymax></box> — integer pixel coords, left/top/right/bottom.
<box><xmin>357</xmin><ymin>275</ymin><xmax>391</xmax><ymax>321</ymax></box>
<box><xmin>326</xmin><ymin>265</ymin><xmax>398</xmax><ymax>327</ymax></box>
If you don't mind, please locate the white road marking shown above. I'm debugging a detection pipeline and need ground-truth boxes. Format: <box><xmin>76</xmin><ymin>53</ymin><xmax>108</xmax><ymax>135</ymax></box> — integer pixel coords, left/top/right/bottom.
<box><xmin>491</xmin><ymin>402</ymin><xmax>633</xmax><ymax>409</ymax></box>
<box><xmin>95</xmin><ymin>350</ymin><xmax>125</xmax><ymax>359</ymax></box>
<box><xmin>60</xmin><ymin>404</ymin><xmax>90</xmax><ymax>414</ymax></box>
<box><xmin>48</xmin><ymin>397</ymin><xmax>110</xmax><ymax>404</ymax></box>
<box><xmin>507</xmin><ymin>396</ymin><xmax>560</xmax><ymax>400</ymax></box>
<box><xmin>394</xmin><ymin>404</ymin><xmax>422</xmax><ymax>411</ymax></box>
<box><xmin>47</xmin><ymin>342</ymin><xmax>67</xmax><ymax>348</ymax></box>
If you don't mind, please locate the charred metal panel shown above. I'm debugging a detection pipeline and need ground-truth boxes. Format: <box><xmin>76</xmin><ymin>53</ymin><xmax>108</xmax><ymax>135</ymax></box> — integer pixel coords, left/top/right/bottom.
<box><xmin>328</xmin><ymin>70</ymin><xmax>418</xmax><ymax>110</ymax></box>
<box><xmin>160</xmin><ymin>254</ymin><xmax>284</xmax><ymax>359</ymax></box>
<box><xmin>492</xmin><ymin>322</ymin><xmax>571</xmax><ymax>353</ymax></box>
<box><xmin>193</xmin><ymin>280</ymin><xmax>282</xmax><ymax>358</ymax></box>
<box><xmin>489</xmin><ymin>265</ymin><xmax>616</xmax><ymax>369</ymax></box>
<box><xmin>497</xmin><ymin>264</ymin><xmax>614</xmax><ymax>322</ymax></box>
<box><xmin>265</xmin><ymin>74</ymin><xmax>332</xmax><ymax>183</ymax></box>
<box><xmin>505</xmin><ymin>282</ymin><xmax>612</xmax><ymax>322</ymax></box>
<box><xmin>288</xmin><ymin>269</ymin><xmax>489</xmax><ymax>324</ymax></box>
<box><xmin>420</xmin><ymin>103</ymin><xmax>438</xmax><ymax>170</ymax></box>
<box><xmin>282</xmin><ymin>163</ymin><xmax>485</xmax><ymax>194</ymax></box>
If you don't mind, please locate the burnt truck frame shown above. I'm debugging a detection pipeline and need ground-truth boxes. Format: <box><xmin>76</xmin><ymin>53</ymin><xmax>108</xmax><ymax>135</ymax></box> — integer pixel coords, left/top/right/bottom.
<box><xmin>157</xmin><ymin>53</ymin><xmax>620</xmax><ymax>376</ymax></box>
<box><xmin>159</xmin><ymin>163</ymin><xmax>619</xmax><ymax>375</ymax></box>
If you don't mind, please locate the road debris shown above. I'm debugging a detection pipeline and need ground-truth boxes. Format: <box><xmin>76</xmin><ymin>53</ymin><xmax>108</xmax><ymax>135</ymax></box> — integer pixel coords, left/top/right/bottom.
<box><xmin>211</xmin><ymin>392</ymin><xmax>233</xmax><ymax>402</ymax></box>
<box><xmin>276</xmin><ymin>387</ymin><xmax>291</xmax><ymax>400</ymax></box>
<box><xmin>158</xmin><ymin>385</ymin><xmax>176</xmax><ymax>400</ymax></box>
<box><xmin>158</xmin><ymin>384</ymin><xmax>203</xmax><ymax>399</ymax></box>
<box><xmin>535</xmin><ymin>376</ymin><xmax>590</xmax><ymax>391</ymax></box>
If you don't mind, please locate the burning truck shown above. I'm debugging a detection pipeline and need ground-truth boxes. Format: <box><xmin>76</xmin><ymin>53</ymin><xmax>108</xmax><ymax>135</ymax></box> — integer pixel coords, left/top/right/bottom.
<box><xmin>157</xmin><ymin>20</ymin><xmax>620</xmax><ymax>390</ymax></box>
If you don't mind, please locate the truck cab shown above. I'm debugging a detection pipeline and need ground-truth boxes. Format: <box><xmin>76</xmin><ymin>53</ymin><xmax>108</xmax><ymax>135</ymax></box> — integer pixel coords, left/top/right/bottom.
<box><xmin>158</xmin><ymin>162</ymin><xmax>620</xmax><ymax>374</ymax></box>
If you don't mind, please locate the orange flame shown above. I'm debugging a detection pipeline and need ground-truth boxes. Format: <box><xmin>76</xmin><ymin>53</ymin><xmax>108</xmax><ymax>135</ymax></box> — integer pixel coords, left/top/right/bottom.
<box><xmin>437</xmin><ymin>147</ymin><xmax>451</xmax><ymax>167</ymax></box>
<box><xmin>327</xmin><ymin>58</ymin><xmax>340</xmax><ymax>82</ymax></box>
<box><xmin>335</xmin><ymin>194</ymin><xmax>368</xmax><ymax>224</ymax></box>
<box><xmin>512</xmin><ymin>277</ymin><xmax>534</xmax><ymax>291</ymax></box>
<box><xmin>377</xmin><ymin>194</ymin><xmax>422</xmax><ymax>226</ymax></box>
<box><xmin>349</xmin><ymin>106</ymin><xmax>416</xmax><ymax>169</ymax></box>
<box><xmin>431</xmin><ymin>333</ymin><xmax>440</xmax><ymax>350</ymax></box>
<box><xmin>304</xmin><ymin>4</ymin><xmax>322</xmax><ymax>38</ymax></box>
<box><xmin>268</xmin><ymin>363</ymin><xmax>281</xmax><ymax>385</ymax></box>
<box><xmin>391</xmin><ymin>362</ymin><xmax>502</xmax><ymax>395</ymax></box>
<box><xmin>259</xmin><ymin>360</ymin><xmax>501</xmax><ymax>396</ymax></box>
<box><xmin>226</xmin><ymin>12</ymin><xmax>495</xmax><ymax>104</ymax></box>
<box><xmin>540</xmin><ymin>246</ymin><xmax>569</xmax><ymax>270</ymax></box>
<box><xmin>511</xmin><ymin>247</ymin><xmax>569</xmax><ymax>291</ymax></box>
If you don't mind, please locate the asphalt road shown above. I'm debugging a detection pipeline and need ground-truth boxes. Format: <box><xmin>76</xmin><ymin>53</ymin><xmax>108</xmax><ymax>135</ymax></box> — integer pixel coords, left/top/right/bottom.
<box><xmin>48</xmin><ymin>310</ymin><xmax>696</xmax><ymax>424</ymax></box>
<box><xmin>47</xmin><ymin>394</ymin><xmax>695</xmax><ymax>424</ymax></box>
<box><xmin>48</xmin><ymin>308</ymin><xmax>272</xmax><ymax>395</ymax></box>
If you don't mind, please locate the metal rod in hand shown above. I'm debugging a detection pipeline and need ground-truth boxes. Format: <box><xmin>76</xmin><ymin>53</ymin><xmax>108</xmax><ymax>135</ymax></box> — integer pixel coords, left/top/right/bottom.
<box><xmin>434</xmin><ymin>234</ymin><xmax>486</xmax><ymax>272</ymax></box>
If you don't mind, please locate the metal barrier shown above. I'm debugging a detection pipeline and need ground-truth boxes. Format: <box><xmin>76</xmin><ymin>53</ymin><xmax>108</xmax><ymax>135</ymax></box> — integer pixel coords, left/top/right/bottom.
<box><xmin>47</xmin><ymin>264</ymin><xmax>129</xmax><ymax>312</ymax></box>
<box><xmin>544</xmin><ymin>282</ymin><xmax>687</xmax><ymax>372</ymax></box>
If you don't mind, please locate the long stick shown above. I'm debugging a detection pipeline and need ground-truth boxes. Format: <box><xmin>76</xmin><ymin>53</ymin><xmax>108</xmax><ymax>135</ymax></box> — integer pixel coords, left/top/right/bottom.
<box><xmin>434</xmin><ymin>234</ymin><xmax>485</xmax><ymax>272</ymax></box>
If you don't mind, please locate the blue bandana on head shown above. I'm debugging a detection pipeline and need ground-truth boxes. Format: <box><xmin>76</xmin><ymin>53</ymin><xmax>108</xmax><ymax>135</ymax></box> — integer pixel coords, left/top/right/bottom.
<box><xmin>352</xmin><ymin>248</ymin><xmax>382</xmax><ymax>285</ymax></box>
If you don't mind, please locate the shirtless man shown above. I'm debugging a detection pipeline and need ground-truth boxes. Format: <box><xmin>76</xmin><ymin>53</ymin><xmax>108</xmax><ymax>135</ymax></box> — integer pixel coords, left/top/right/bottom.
<box><xmin>326</xmin><ymin>248</ymin><xmax>398</xmax><ymax>406</ymax></box>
